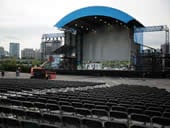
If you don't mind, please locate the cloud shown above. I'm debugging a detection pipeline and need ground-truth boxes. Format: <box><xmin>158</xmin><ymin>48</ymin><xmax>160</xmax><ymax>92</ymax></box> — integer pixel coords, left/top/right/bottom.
<box><xmin>0</xmin><ymin>0</ymin><xmax>169</xmax><ymax>51</ymax></box>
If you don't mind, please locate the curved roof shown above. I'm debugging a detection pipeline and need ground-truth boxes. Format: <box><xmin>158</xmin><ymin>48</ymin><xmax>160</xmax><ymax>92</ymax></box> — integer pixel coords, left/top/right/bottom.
<box><xmin>55</xmin><ymin>6</ymin><xmax>143</xmax><ymax>28</ymax></box>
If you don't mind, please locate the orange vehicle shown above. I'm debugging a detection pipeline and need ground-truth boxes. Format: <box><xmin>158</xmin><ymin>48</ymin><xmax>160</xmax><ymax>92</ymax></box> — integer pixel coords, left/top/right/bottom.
<box><xmin>30</xmin><ymin>57</ymin><xmax>56</xmax><ymax>80</ymax></box>
<box><xmin>30</xmin><ymin>67</ymin><xmax>56</xmax><ymax>79</ymax></box>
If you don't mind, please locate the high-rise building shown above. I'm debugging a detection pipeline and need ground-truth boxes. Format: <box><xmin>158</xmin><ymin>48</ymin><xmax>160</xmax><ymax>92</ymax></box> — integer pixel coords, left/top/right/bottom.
<box><xmin>21</xmin><ymin>48</ymin><xmax>41</xmax><ymax>60</ymax></box>
<box><xmin>9</xmin><ymin>43</ymin><xmax>20</xmax><ymax>58</ymax></box>
<box><xmin>21</xmin><ymin>48</ymin><xmax>35</xmax><ymax>59</ymax></box>
<box><xmin>34</xmin><ymin>49</ymin><xmax>41</xmax><ymax>60</ymax></box>
<box><xmin>0</xmin><ymin>46</ymin><xmax>5</xmax><ymax>59</ymax></box>
<box><xmin>41</xmin><ymin>33</ymin><xmax>64</xmax><ymax>61</ymax></box>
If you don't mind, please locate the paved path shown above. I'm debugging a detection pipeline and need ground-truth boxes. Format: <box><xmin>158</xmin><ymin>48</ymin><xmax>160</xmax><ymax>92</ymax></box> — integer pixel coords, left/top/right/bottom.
<box><xmin>1</xmin><ymin>72</ymin><xmax>170</xmax><ymax>92</ymax></box>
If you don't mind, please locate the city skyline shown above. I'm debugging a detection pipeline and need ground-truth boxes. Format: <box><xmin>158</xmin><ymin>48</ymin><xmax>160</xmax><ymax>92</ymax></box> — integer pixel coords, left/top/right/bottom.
<box><xmin>0</xmin><ymin>0</ymin><xmax>170</xmax><ymax>51</ymax></box>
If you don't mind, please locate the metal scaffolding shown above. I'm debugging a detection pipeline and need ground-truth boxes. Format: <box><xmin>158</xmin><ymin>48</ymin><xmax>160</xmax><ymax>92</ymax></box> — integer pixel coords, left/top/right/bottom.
<box><xmin>134</xmin><ymin>25</ymin><xmax>169</xmax><ymax>53</ymax></box>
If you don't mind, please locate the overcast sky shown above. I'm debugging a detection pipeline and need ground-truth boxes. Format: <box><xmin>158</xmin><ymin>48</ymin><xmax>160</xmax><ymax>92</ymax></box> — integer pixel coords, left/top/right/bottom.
<box><xmin>0</xmin><ymin>0</ymin><xmax>170</xmax><ymax>51</ymax></box>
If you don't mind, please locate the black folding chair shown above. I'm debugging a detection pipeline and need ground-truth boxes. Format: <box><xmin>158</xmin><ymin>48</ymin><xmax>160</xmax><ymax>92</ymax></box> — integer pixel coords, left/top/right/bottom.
<box><xmin>130</xmin><ymin>113</ymin><xmax>150</xmax><ymax>126</ymax></box>
<box><xmin>42</xmin><ymin>113</ymin><xmax>61</xmax><ymax>126</ymax></box>
<box><xmin>82</xmin><ymin>118</ymin><xmax>103</xmax><ymax>128</ymax></box>
<box><xmin>152</xmin><ymin>116</ymin><xmax>170</xmax><ymax>128</ymax></box>
<box><xmin>20</xmin><ymin>120</ymin><xmax>40</xmax><ymax>128</ymax></box>
<box><xmin>110</xmin><ymin>110</ymin><xmax>128</xmax><ymax>122</ymax></box>
<box><xmin>62</xmin><ymin>115</ymin><xmax>81</xmax><ymax>128</ymax></box>
<box><xmin>104</xmin><ymin>121</ymin><xmax>128</xmax><ymax>128</ymax></box>
<box><xmin>3</xmin><ymin>117</ymin><xmax>20</xmax><ymax>128</ymax></box>
<box><xmin>75</xmin><ymin>108</ymin><xmax>91</xmax><ymax>117</ymax></box>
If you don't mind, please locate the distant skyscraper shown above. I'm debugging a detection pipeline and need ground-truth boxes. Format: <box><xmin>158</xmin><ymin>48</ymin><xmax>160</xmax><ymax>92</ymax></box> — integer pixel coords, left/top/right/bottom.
<box><xmin>9</xmin><ymin>43</ymin><xmax>20</xmax><ymax>58</ymax></box>
<box><xmin>21</xmin><ymin>48</ymin><xmax>35</xmax><ymax>59</ymax></box>
<box><xmin>0</xmin><ymin>46</ymin><xmax>5</xmax><ymax>58</ymax></box>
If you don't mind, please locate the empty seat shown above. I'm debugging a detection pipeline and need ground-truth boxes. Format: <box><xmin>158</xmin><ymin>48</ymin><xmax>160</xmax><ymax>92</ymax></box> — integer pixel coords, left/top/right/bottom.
<box><xmin>0</xmin><ymin>117</ymin><xmax>3</xmax><ymax>127</ymax></box>
<box><xmin>72</xmin><ymin>102</ymin><xmax>84</xmax><ymax>108</ymax></box>
<box><xmin>152</xmin><ymin>116</ymin><xmax>170</xmax><ymax>128</ymax></box>
<box><xmin>130</xmin><ymin>113</ymin><xmax>150</xmax><ymax>125</ymax></box>
<box><xmin>130</xmin><ymin>124</ymin><xmax>150</xmax><ymax>128</ymax></box>
<box><xmin>61</xmin><ymin>105</ymin><xmax>75</xmax><ymax>115</ymax></box>
<box><xmin>12</xmin><ymin>108</ymin><xmax>26</xmax><ymax>119</ymax></box>
<box><xmin>46</xmin><ymin>103</ymin><xmax>60</xmax><ymax>113</ymax></box>
<box><xmin>144</xmin><ymin>110</ymin><xmax>161</xmax><ymax>117</ymax></box>
<box><xmin>22</xmin><ymin>101</ymin><xmax>34</xmax><ymax>108</ymax></box>
<box><xmin>163</xmin><ymin>112</ymin><xmax>170</xmax><ymax>118</ymax></box>
<box><xmin>10</xmin><ymin>99</ymin><xmax>22</xmax><ymax>106</ymax></box>
<box><xmin>26</xmin><ymin>111</ymin><xmax>42</xmax><ymax>122</ymax></box>
<box><xmin>62</xmin><ymin>115</ymin><xmax>81</xmax><ymax>128</ymax></box>
<box><xmin>132</xmin><ymin>105</ymin><xmax>146</xmax><ymax>111</ymax></box>
<box><xmin>95</xmin><ymin>105</ymin><xmax>110</xmax><ymax>111</ymax></box>
<box><xmin>75</xmin><ymin>108</ymin><xmax>91</xmax><ymax>117</ymax></box>
<box><xmin>40</xmin><ymin>123</ymin><xmax>58</xmax><ymax>128</ymax></box>
<box><xmin>112</xmin><ymin>106</ymin><xmax>127</xmax><ymax>112</ymax></box>
<box><xmin>59</xmin><ymin>101</ymin><xmax>70</xmax><ymax>106</ymax></box>
<box><xmin>82</xmin><ymin>118</ymin><xmax>103</xmax><ymax>128</ymax></box>
<box><xmin>0</xmin><ymin>105</ymin><xmax>12</xmax><ymax>116</ymax></box>
<box><xmin>47</xmin><ymin>99</ymin><xmax>58</xmax><ymax>104</ymax></box>
<box><xmin>106</xmin><ymin>102</ymin><xmax>117</xmax><ymax>108</ymax></box>
<box><xmin>147</xmin><ymin>107</ymin><xmax>163</xmax><ymax>113</ymax></box>
<box><xmin>161</xmin><ymin>105</ymin><xmax>170</xmax><ymax>111</ymax></box>
<box><xmin>20</xmin><ymin>120</ymin><xmax>40</xmax><ymax>128</ymax></box>
<box><xmin>119</xmin><ymin>103</ymin><xmax>131</xmax><ymax>108</ymax></box>
<box><xmin>3</xmin><ymin>117</ymin><xmax>20</xmax><ymax>128</ymax></box>
<box><xmin>42</xmin><ymin>113</ymin><xmax>61</xmax><ymax>126</ymax></box>
<box><xmin>104</xmin><ymin>121</ymin><xmax>128</xmax><ymax>128</ymax></box>
<box><xmin>145</xmin><ymin>103</ymin><xmax>158</xmax><ymax>108</ymax></box>
<box><xmin>110</xmin><ymin>110</ymin><xmax>128</xmax><ymax>122</ymax></box>
<box><xmin>34</xmin><ymin>102</ymin><xmax>46</xmax><ymax>110</ymax></box>
<box><xmin>91</xmin><ymin>109</ymin><xmax>109</xmax><ymax>120</ymax></box>
<box><xmin>84</xmin><ymin>103</ymin><xmax>95</xmax><ymax>110</ymax></box>
<box><xmin>128</xmin><ymin>108</ymin><xmax>143</xmax><ymax>115</ymax></box>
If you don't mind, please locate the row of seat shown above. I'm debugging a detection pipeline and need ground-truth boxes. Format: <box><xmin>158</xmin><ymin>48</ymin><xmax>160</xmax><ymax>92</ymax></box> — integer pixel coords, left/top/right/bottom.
<box><xmin>1</xmin><ymin>114</ymin><xmax>170</xmax><ymax>128</ymax></box>
<box><xmin>1</xmin><ymin>99</ymin><xmax>170</xmax><ymax>120</ymax></box>
<box><xmin>2</xmin><ymin>94</ymin><xmax>170</xmax><ymax>113</ymax></box>
<box><xmin>0</xmin><ymin>79</ymin><xmax>103</xmax><ymax>91</ymax></box>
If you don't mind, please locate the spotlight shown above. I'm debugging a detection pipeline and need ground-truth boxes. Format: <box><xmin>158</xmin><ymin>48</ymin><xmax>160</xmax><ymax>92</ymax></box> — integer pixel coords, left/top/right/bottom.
<box><xmin>99</xmin><ymin>19</ymin><xmax>103</xmax><ymax>21</ymax></box>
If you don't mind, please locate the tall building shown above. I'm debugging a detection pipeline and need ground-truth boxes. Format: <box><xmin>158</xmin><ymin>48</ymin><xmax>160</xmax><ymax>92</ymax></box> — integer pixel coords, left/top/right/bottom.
<box><xmin>34</xmin><ymin>49</ymin><xmax>41</xmax><ymax>60</ymax></box>
<box><xmin>21</xmin><ymin>48</ymin><xmax>35</xmax><ymax>59</ymax></box>
<box><xmin>21</xmin><ymin>48</ymin><xmax>41</xmax><ymax>60</ymax></box>
<box><xmin>41</xmin><ymin>33</ymin><xmax>64</xmax><ymax>61</ymax></box>
<box><xmin>9</xmin><ymin>43</ymin><xmax>20</xmax><ymax>58</ymax></box>
<box><xmin>0</xmin><ymin>46</ymin><xmax>5</xmax><ymax>59</ymax></box>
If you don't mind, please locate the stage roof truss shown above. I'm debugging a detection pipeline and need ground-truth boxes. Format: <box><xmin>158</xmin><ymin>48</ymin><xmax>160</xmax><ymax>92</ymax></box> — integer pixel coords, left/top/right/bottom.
<box><xmin>61</xmin><ymin>16</ymin><xmax>132</xmax><ymax>33</ymax></box>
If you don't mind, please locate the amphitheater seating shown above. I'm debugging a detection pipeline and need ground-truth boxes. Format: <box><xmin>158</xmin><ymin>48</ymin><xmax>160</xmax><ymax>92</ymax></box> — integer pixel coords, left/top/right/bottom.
<box><xmin>0</xmin><ymin>79</ymin><xmax>170</xmax><ymax>128</ymax></box>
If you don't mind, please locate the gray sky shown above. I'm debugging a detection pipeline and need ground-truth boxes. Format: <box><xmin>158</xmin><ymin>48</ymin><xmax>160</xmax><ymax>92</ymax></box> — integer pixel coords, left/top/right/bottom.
<box><xmin>0</xmin><ymin>0</ymin><xmax>170</xmax><ymax>51</ymax></box>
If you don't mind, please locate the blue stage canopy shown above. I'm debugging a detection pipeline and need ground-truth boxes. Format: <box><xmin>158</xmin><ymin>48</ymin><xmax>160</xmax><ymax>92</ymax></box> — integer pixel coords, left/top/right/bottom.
<box><xmin>55</xmin><ymin>6</ymin><xmax>142</xmax><ymax>28</ymax></box>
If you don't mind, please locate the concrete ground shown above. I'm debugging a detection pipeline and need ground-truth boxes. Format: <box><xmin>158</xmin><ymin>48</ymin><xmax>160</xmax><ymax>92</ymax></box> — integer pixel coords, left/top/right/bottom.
<box><xmin>1</xmin><ymin>71</ymin><xmax>170</xmax><ymax>92</ymax></box>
